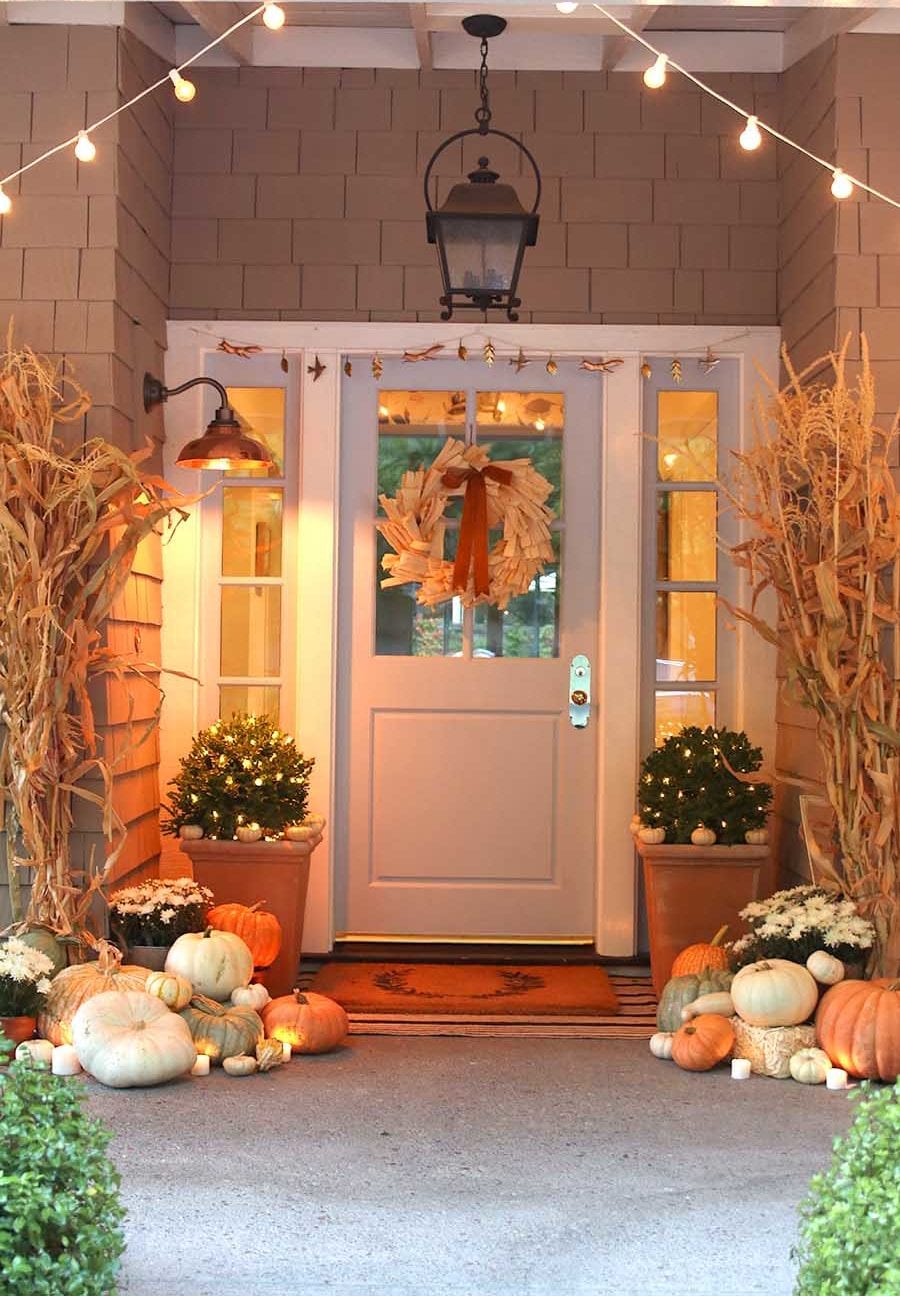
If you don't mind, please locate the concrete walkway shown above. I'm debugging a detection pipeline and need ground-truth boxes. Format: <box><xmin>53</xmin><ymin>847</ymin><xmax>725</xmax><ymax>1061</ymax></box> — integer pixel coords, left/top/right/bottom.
<box><xmin>84</xmin><ymin>1036</ymin><xmax>852</xmax><ymax>1296</ymax></box>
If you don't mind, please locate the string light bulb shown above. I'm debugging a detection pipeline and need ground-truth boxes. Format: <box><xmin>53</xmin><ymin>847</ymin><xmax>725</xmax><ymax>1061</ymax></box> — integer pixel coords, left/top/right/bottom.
<box><xmin>643</xmin><ymin>53</ymin><xmax>667</xmax><ymax>90</ymax></box>
<box><xmin>169</xmin><ymin>69</ymin><xmax>196</xmax><ymax>103</ymax></box>
<box><xmin>0</xmin><ymin>186</ymin><xmax>11</xmax><ymax>215</ymax></box>
<box><xmin>556</xmin><ymin>2</ymin><xmax>579</xmax><ymax>12</ymax></box>
<box><xmin>831</xmin><ymin>168</ymin><xmax>854</xmax><ymax>200</ymax></box>
<box><xmin>74</xmin><ymin>131</ymin><xmax>96</xmax><ymax>162</ymax></box>
<box><xmin>262</xmin><ymin>3</ymin><xmax>286</xmax><ymax>30</ymax></box>
<box><xmin>739</xmin><ymin>115</ymin><xmax>762</xmax><ymax>152</ymax></box>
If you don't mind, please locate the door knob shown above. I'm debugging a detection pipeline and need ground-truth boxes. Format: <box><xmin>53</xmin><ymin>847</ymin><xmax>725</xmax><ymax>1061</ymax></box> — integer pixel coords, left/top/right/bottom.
<box><xmin>569</xmin><ymin>655</ymin><xmax>591</xmax><ymax>729</ymax></box>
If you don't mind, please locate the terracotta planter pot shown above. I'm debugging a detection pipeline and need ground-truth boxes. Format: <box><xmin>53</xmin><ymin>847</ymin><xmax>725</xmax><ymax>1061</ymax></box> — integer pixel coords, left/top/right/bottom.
<box><xmin>126</xmin><ymin>945</ymin><xmax>171</xmax><ymax>971</ymax></box>
<box><xmin>0</xmin><ymin>1015</ymin><xmax>37</xmax><ymax>1047</ymax></box>
<box><xmin>636</xmin><ymin>841</ymin><xmax>768</xmax><ymax>998</ymax></box>
<box><xmin>178</xmin><ymin>837</ymin><xmax>320</xmax><ymax>997</ymax></box>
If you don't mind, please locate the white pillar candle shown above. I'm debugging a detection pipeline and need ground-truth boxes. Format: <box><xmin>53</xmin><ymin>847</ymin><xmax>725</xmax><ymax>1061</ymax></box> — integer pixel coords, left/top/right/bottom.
<box><xmin>15</xmin><ymin>1039</ymin><xmax>53</xmax><ymax>1066</ymax></box>
<box><xmin>731</xmin><ymin>1058</ymin><xmax>751</xmax><ymax>1080</ymax></box>
<box><xmin>826</xmin><ymin>1067</ymin><xmax>848</xmax><ymax>1090</ymax></box>
<box><xmin>51</xmin><ymin>1045</ymin><xmax>82</xmax><ymax>1076</ymax></box>
<box><xmin>190</xmin><ymin>1054</ymin><xmax>210</xmax><ymax>1077</ymax></box>
<box><xmin>281</xmin><ymin>1041</ymin><xmax>292</xmax><ymax>1061</ymax></box>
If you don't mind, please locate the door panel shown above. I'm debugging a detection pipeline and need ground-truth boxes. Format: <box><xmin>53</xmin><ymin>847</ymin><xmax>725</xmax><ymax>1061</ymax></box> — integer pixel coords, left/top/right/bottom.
<box><xmin>337</xmin><ymin>358</ymin><xmax>602</xmax><ymax>940</ymax></box>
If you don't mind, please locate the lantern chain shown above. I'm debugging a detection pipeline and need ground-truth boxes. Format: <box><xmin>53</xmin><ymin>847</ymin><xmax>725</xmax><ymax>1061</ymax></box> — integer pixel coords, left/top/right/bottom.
<box><xmin>475</xmin><ymin>36</ymin><xmax>492</xmax><ymax>134</ymax></box>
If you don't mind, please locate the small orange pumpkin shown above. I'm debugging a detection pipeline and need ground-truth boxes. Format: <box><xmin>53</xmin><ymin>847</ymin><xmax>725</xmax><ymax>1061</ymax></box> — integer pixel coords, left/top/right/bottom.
<box><xmin>815</xmin><ymin>977</ymin><xmax>900</xmax><ymax>1082</ymax></box>
<box><xmin>206</xmin><ymin>902</ymin><xmax>283</xmax><ymax>969</ymax></box>
<box><xmin>262</xmin><ymin>989</ymin><xmax>349</xmax><ymax>1055</ymax></box>
<box><xmin>670</xmin><ymin>925</ymin><xmax>730</xmax><ymax>978</ymax></box>
<box><xmin>672</xmin><ymin>1013</ymin><xmax>734</xmax><ymax>1072</ymax></box>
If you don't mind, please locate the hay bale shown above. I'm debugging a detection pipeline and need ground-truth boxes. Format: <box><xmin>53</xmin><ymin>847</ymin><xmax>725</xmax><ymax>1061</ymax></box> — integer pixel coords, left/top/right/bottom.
<box><xmin>730</xmin><ymin>1016</ymin><xmax>817</xmax><ymax>1078</ymax></box>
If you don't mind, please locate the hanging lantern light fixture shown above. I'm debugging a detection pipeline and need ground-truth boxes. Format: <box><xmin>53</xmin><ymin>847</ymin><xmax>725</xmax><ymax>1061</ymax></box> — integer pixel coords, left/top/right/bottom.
<box><xmin>424</xmin><ymin>14</ymin><xmax>541</xmax><ymax>322</ymax></box>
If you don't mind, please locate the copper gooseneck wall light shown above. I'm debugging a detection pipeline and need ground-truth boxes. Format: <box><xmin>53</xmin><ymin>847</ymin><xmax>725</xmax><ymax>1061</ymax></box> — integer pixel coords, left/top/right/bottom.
<box><xmin>143</xmin><ymin>372</ymin><xmax>273</xmax><ymax>471</ymax></box>
<box><xmin>424</xmin><ymin>14</ymin><xmax>541</xmax><ymax>322</ymax></box>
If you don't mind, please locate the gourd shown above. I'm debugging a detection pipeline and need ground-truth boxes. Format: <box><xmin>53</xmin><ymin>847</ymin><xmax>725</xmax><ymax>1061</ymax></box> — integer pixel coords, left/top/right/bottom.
<box><xmin>262</xmin><ymin>989</ymin><xmax>349</xmax><ymax>1055</ymax></box>
<box><xmin>18</xmin><ymin>926</ymin><xmax>67</xmax><ymax>977</ymax></box>
<box><xmin>671</xmin><ymin>926</ymin><xmax>730</xmax><ymax>978</ymax></box>
<box><xmin>72</xmin><ymin>989</ymin><xmax>196</xmax><ymax>1088</ymax></box>
<box><xmin>681</xmin><ymin>991</ymin><xmax>734</xmax><ymax>1021</ymax></box>
<box><xmin>671</xmin><ymin>1014</ymin><xmax>734</xmax><ymax>1072</ymax></box>
<box><xmin>38</xmin><ymin>941</ymin><xmax>149</xmax><ymax>1046</ymax></box>
<box><xmin>744</xmin><ymin>828</ymin><xmax>769</xmax><ymax>846</ymax></box>
<box><xmin>223</xmin><ymin>1055</ymin><xmax>258</xmax><ymax>1077</ymax></box>
<box><xmin>789</xmin><ymin>1047</ymin><xmax>832</xmax><ymax>1085</ymax></box>
<box><xmin>144</xmin><ymin>970</ymin><xmax>193</xmax><ymax>1012</ymax></box>
<box><xmin>231</xmin><ymin>983</ymin><xmax>272</xmax><ymax>1012</ymax></box>
<box><xmin>179</xmin><ymin>993</ymin><xmax>264</xmax><ymax>1065</ymax></box>
<box><xmin>731</xmin><ymin>958</ymin><xmax>819</xmax><ymax>1028</ymax></box>
<box><xmin>207</xmin><ymin>902</ymin><xmax>283</xmax><ymax>969</ymax></box>
<box><xmin>806</xmin><ymin>950</ymin><xmax>845</xmax><ymax>987</ymax></box>
<box><xmin>637</xmin><ymin>826</ymin><xmax>665</xmax><ymax>844</ymax></box>
<box><xmin>815</xmin><ymin>978</ymin><xmax>900</xmax><ymax>1082</ymax></box>
<box><xmin>656</xmin><ymin>968</ymin><xmax>734</xmax><ymax>1033</ymax></box>
<box><xmin>165</xmin><ymin>928</ymin><xmax>253</xmax><ymax>1001</ymax></box>
<box><xmin>690</xmin><ymin>826</ymin><xmax>717</xmax><ymax>847</ymax></box>
<box><xmin>255</xmin><ymin>1038</ymin><xmax>284</xmax><ymax>1072</ymax></box>
<box><xmin>649</xmin><ymin>1032</ymin><xmax>674</xmax><ymax>1060</ymax></box>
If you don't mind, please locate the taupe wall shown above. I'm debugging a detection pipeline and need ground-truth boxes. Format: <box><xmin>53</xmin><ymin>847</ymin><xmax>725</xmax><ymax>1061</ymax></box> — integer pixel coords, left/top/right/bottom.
<box><xmin>169</xmin><ymin>66</ymin><xmax>780</xmax><ymax>325</ymax></box>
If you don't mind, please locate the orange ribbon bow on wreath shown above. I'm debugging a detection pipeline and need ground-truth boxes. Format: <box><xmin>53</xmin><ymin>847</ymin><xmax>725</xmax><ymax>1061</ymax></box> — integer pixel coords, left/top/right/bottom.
<box><xmin>442</xmin><ymin>464</ymin><xmax>513</xmax><ymax>597</ymax></box>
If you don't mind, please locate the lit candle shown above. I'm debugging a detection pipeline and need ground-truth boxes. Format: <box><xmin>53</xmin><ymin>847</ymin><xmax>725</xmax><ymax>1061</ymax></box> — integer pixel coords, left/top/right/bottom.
<box><xmin>51</xmin><ymin>1045</ymin><xmax>82</xmax><ymax>1076</ymax></box>
<box><xmin>731</xmin><ymin>1058</ymin><xmax>751</xmax><ymax>1080</ymax></box>
<box><xmin>826</xmin><ymin>1067</ymin><xmax>848</xmax><ymax>1090</ymax></box>
<box><xmin>281</xmin><ymin>1041</ymin><xmax>292</xmax><ymax>1061</ymax></box>
<box><xmin>191</xmin><ymin>1054</ymin><xmax>211</xmax><ymax>1077</ymax></box>
<box><xmin>15</xmin><ymin>1039</ymin><xmax>53</xmax><ymax>1067</ymax></box>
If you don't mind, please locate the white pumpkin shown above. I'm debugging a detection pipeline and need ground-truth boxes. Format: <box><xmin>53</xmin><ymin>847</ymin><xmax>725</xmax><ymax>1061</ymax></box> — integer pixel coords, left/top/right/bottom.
<box><xmin>731</xmin><ymin>958</ymin><xmax>819</xmax><ymax>1028</ymax></box>
<box><xmin>179</xmin><ymin>824</ymin><xmax>204</xmax><ymax>840</ymax></box>
<box><xmin>649</xmin><ymin>1031</ymin><xmax>674</xmax><ymax>1060</ymax></box>
<box><xmin>72</xmin><ymin>990</ymin><xmax>196</xmax><ymax>1088</ymax></box>
<box><xmin>231</xmin><ymin>983</ymin><xmax>271</xmax><ymax>1012</ymax></box>
<box><xmin>806</xmin><ymin>950</ymin><xmax>845</xmax><ymax>986</ymax></box>
<box><xmin>690</xmin><ymin>826</ymin><xmax>717</xmax><ymax>847</ymax></box>
<box><xmin>638</xmin><ymin>826</ymin><xmax>666</xmax><ymax>844</ymax></box>
<box><xmin>629</xmin><ymin>814</ymin><xmax>643</xmax><ymax>837</ymax></box>
<box><xmin>789</xmin><ymin>1047</ymin><xmax>832</xmax><ymax>1085</ymax></box>
<box><xmin>744</xmin><ymin>828</ymin><xmax>769</xmax><ymax>846</ymax></box>
<box><xmin>165</xmin><ymin>928</ymin><xmax>253</xmax><ymax>1002</ymax></box>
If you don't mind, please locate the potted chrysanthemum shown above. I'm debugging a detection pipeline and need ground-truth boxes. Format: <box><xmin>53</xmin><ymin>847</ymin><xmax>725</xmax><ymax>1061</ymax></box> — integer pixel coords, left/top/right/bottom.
<box><xmin>0</xmin><ymin>936</ymin><xmax>55</xmax><ymax>1046</ymax></box>
<box><xmin>731</xmin><ymin>885</ymin><xmax>875</xmax><ymax>974</ymax></box>
<box><xmin>163</xmin><ymin>714</ymin><xmax>323</xmax><ymax>995</ymax></box>
<box><xmin>108</xmin><ymin>877</ymin><xmax>214</xmax><ymax>970</ymax></box>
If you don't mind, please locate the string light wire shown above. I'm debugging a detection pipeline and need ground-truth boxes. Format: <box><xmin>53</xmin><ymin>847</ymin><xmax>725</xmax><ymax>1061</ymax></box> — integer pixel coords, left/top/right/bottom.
<box><xmin>591</xmin><ymin>2</ymin><xmax>900</xmax><ymax>212</ymax></box>
<box><xmin>0</xmin><ymin>3</ymin><xmax>270</xmax><ymax>193</ymax></box>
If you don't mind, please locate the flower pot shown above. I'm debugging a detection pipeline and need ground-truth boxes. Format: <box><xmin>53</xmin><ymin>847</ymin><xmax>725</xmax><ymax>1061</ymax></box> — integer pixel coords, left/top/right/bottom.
<box><xmin>178</xmin><ymin>836</ymin><xmax>320</xmax><ymax>997</ymax></box>
<box><xmin>0</xmin><ymin>1015</ymin><xmax>37</xmax><ymax>1048</ymax></box>
<box><xmin>636</xmin><ymin>840</ymin><xmax>768</xmax><ymax>998</ymax></box>
<box><xmin>126</xmin><ymin>945</ymin><xmax>172</xmax><ymax>971</ymax></box>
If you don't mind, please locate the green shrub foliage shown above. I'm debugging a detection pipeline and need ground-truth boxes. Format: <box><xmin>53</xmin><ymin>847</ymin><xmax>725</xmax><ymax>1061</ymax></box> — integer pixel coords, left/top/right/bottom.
<box><xmin>637</xmin><ymin>724</ymin><xmax>772</xmax><ymax>844</ymax></box>
<box><xmin>794</xmin><ymin>1080</ymin><xmax>900</xmax><ymax>1296</ymax></box>
<box><xmin>0</xmin><ymin>1033</ymin><xmax>126</xmax><ymax>1295</ymax></box>
<box><xmin>164</xmin><ymin>711</ymin><xmax>315</xmax><ymax>840</ymax></box>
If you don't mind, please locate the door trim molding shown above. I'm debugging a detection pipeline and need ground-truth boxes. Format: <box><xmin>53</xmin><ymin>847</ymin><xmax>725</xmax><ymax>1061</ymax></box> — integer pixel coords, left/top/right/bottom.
<box><xmin>163</xmin><ymin>321</ymin><xmax>780</xmax><ymax>956</ymax></box>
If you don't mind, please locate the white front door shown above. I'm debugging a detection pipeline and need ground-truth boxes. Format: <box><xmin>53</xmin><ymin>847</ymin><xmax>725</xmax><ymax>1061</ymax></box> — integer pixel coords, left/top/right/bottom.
<box><xmin>336</xmin><ymin>358</ymin><xmax>604</xmax><ymax>941</ymax></box>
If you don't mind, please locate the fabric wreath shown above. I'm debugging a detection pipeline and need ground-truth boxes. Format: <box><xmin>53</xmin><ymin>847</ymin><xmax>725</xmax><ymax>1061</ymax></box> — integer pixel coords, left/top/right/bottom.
<box><xmin>377</xmin><ymin>436</ymin><xmax>555</xmax><ymax>610</ymax></box>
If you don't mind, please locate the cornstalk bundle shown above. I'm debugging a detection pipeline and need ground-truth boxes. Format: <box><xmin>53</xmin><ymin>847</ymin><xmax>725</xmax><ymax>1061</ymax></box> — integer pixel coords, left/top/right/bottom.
<box><xmin>0</xmin><ymin>341</ymin><xmax>192</xmax><ymax>937</ymax></box>
<box><xmin>721</xmin><ymin>338</ymin><xmax>900</xmax><ymax>976</ymax></box>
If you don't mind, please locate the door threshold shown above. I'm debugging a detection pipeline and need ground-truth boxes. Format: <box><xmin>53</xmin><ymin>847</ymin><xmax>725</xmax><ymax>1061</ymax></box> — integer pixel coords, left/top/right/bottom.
<box><xmin>327</xmin><ymin>938</ymin><xmax>606</xmax><ymax>965</ymax></box>
<box><xmin>335</xmin><ymin>934</ymin><xmax>594</xmax><ymax>945</ymax></box>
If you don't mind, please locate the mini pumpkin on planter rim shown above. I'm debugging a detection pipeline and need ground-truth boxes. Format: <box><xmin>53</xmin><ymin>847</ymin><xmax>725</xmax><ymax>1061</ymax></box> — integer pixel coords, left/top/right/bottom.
<box><xmin>262</xmin><ymin>989</ymin><xmax>349</xmax><ymax>1054</ymax></box>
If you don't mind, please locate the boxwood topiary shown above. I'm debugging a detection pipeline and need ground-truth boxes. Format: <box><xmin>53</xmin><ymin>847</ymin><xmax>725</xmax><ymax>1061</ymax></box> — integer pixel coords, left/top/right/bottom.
<box><xmin>793</xmin><ymin>1079</ymin><xmax>900</xmax><ymax>1295</ymax></box>
<box><xmin>0</xmin><ymin>1029</ymin><xmax>126</xmax><ymax>1294</ymax></box>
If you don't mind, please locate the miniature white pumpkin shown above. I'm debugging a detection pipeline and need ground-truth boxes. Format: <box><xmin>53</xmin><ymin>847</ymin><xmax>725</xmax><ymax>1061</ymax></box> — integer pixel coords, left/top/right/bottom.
<box><xmin>789</xmin><ymin>1047</ymin><xmax>832</xmax><ymax>1085</ymax></box>
<box><xmin>72</xmin><ymin>990</ymin><xmax>196</xmax><ymax>1088</ymax></box>
<box><xmin>165</xmin><ymin>928</ymin><xmax>253</xmax><ymax>1002</ymax></box>
<box><xmin>744</xmin><ymin>828</ymin><xmax>769</xmax><ymax>845</ymax></box>
<box><xmin>223</xmin><ymin>1054</ymin><xmax>258</xmax><ymax>1077</ymax></box>
<box><xmin>144</xmin><ymin>970</ymin><xmax>193</xmax><ymax>1012</ymax></box>
<box><xmin>731</xmin><ymin>958</ymin><xmax>819</xmax><ymax>1028</ymax></box>
<box><xmin>806</xmin><ymin>950</ymin><xmax>845</xmax><ymax>986</ymax></box>
<box><xmin>690</xmin><ymin>825</ymin><xmax>717</xmax><ymax>847</ymax></box>
<box><xmin>284</xmin><ymin>824</ymin><xmax>315</xmax><ymax>842</ymax></box>
<box><xmin>235</xmin><ymin>823</ymin><xmax>263</xmax><ymax>843</ymax></box>
<box><xmin>231</xmin><ymin>982</ymin><xmax>271</xmax><ymax>1012</ymax></box>
<box><xmin>629</xmin><ymin>814</ymin><xmax>642</xmax><ymax>836</ymax></box>
<box><xmin>179</xmin><ymin>824</ymin><xmax>204</xmax><ymax>840</ymax></box>
<box><xmin>649</xmin><ymin>1032</ymin><xmax>674</xmax><ymax>1060</ymax></box>
<box><xmin>637</xmin><ymin>826</ymin><xmax>666</xmax><ymax>844</ymax></box>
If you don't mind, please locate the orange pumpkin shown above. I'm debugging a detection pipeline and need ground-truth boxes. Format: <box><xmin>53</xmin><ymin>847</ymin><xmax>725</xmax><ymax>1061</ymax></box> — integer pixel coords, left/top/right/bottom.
<box><xmin>671</xmin><ymin>925</ymin><xmax>730</xmax><ymax>978</ymax></box>
<box><xmin>37</xmin><ymin>941</ymin><xmax>149</xmax><ymax>1046</ymax></box>
<box><xmin>672</xmin><ymin>1013</ymin><xmax>734</xmax><ymax>1072</ymax></box>
<box><xmin>206</xmin><ymin>902</ymin><xmax>283</xmax><ymax>969</ymax></box>
<box><xmin>262</xmin><ymin>989</ymin><xmax>348</xmax><ymax>1055</ymax></box>
<box><xmin>815</xmin><ymin>977</ymin><xmax>900</xmax><ymax>1082</ymax></box>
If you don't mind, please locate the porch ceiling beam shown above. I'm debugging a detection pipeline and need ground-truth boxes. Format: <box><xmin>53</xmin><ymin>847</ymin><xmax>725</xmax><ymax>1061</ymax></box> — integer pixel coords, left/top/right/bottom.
<box><xmin>410</xmin><ymin>3</ymin><xmax>433</xmax><ymax>70</ymax></box>
<box><xmin>603</xmin><ymin>5</ymin><xmax>658</xmax><ymax>71</ymax></box>
<box><xmin>782</xmin><ymin>5</ymin><xmax>876</xmax><ymax>67</ymax></box>
<box><xmin>181</xmin><ymin>2</ymin><xmax>253</xmax><ymax>64</ymax></box>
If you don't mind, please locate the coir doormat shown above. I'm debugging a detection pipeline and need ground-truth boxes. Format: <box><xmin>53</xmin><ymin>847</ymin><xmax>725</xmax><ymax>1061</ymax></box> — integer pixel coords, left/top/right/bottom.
<box><xmin>311</xmin><ymin>961</ymin><xmax>620</xmax><ymax>1019</ymax></box>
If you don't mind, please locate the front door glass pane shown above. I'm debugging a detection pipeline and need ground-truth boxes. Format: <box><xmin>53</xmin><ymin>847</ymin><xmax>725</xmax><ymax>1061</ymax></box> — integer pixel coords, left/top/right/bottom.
<box><xmin>656</xmin><ymin>490</ymin><xmax>717</xmax><ymax>582</ymax></box>
<box><xmin>656</xmin><ymin>590</ymin><xmax>716</xmax><ymax>682</ymax></box>
<box><xmin>222</xmin><ymin>486</ymin><xmax>283</xmax><ymax>577</ymax></box>
<box><xmin>375</xmin><ymin>531</ymin><xmax>463</xmax><ymax>657</ymax></box>
<box><xmin>220</xmin><ymin>586</ymin><xmax>282</xmax><ymax>677</ymax></box>
<box><xmin>658</xmin><ymin>390</ymin><xmax>717</xmax><ymax>483</ymax></box>
<box><xmin>475</xmin><ymin>390</ymin><xmax>564</xmax><ymax>517</ymax></box>
<box><xmin>473</xmin><ymin>531</ymin><xmax>561</xmax><ymax>658</ymax></box>
<box><xmin>377</xmin><ymin>389</ymin><xmax>466</xmax><ymax>499</ymax></box>
<box><xmin>224</xmin><ymin>387</ymin><xmax>285</xmax><ymax>479</ymax></box>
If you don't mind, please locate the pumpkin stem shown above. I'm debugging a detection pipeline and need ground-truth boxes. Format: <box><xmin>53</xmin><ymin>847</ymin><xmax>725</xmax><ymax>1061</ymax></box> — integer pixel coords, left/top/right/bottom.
<box><xmin>203</xmin><ymin>927</ymin><xmax>213</xmax><ymax>938</ymax></box>
<box><xmin>292</xmin><ymin>988</ymin><xmax>308</xmax><ymax>1005</ymax></box>
<box><xmin>710</xmin><ymin>925</ymin><xmax>729</xmax><ymax>947</ymax></box>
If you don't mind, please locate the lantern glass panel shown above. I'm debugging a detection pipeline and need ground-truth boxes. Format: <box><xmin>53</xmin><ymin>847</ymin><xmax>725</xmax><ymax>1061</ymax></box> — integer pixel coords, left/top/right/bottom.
<box><xmin>441</xmin><ymin>217</ymin><xmax>523</xmax><ymax>293</ymax></box>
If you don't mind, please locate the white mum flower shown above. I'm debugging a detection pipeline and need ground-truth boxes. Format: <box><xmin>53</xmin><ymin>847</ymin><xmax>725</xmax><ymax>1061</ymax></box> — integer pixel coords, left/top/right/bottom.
<box><xmin>159</xmin><ymin>908</ymin><xmax>176</xmax><ymax>924</ymax></box>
